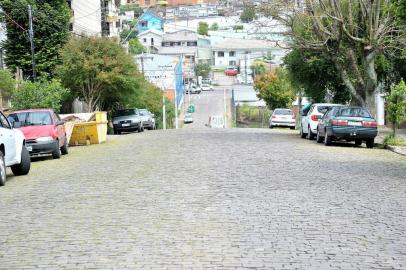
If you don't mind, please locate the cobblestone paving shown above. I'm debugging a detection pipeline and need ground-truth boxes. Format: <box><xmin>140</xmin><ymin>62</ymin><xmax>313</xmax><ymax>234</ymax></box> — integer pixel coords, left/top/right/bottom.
<box><xmin>0</xmin><ymin>128</ymin><xmax>405</xmax><ymax>269</ymax></box>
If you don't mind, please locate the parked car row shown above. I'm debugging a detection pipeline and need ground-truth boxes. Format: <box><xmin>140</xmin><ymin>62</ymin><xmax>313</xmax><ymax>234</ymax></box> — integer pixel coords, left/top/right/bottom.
<box><xmin>112</xmin><ymin>108</ymin><xmax>156</xmax><ymax>135</ymax></box>
<box><xmin>299</xmin><ymin>104</ymin><xmax>378</xmax><ymax>148</ymax></box>
<box><xmin>1</xmin><ymin>108</ymin><xmax>70</xmax><ymax>186</ymax></box>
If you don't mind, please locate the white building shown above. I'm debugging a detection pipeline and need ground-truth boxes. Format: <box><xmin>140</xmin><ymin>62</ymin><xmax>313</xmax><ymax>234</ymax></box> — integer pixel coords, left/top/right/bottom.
<box><xmin>138</xmin><ymin>29</ymin><xmax>164</xmax><ymax>53</ymax></box>
<box><xmin>69</xmin><ymin>0</ymin><xmax>121</xmax><ymax>38</ymax></box>
<box><xmin>211</xmin><ymin>38</ymin><xmax>286</xmax><ymax>69</ymax></box>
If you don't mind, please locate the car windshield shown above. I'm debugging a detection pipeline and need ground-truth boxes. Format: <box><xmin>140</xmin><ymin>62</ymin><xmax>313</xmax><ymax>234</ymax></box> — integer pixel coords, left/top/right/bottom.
<box><xmin>337</xmin><ymin>107</ymin><xmax>372</xmax><ymax>118</ymax></box>
<box><xmin>202</xmin><ymin>84</ymin><xmax>209</xmax><ymax>87</ymax></box>
<box><xmin>274</xmin><ymin>109</ymin><xmax>292</xmax><ymax>115</ymax></box>
<box><xmin>138</xmin><ymin>110</ymin><xmax>149</xmax><ymax>116</ymax></box>
<box><xmin>8</xmin><ymin>112</ymin><xmax>52</xmax><ymax>126</ymax></box>
<box><xmin>115</xmin><ymin>109</ymin><xmax>137</xmax><ymax>117</ymax></box>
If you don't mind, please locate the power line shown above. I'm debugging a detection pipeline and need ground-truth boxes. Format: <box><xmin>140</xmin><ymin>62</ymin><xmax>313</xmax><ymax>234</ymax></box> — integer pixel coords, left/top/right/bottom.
<box><xmin>0</xmin><ymin>10</ymin><xmax>27</xmax><ymax>31</ymax></box>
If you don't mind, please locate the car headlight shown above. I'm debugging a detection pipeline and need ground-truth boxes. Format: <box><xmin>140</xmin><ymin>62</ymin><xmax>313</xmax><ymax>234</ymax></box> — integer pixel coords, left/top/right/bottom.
<box><xmin>36</xmin><ymin>136</ymin><xmax>54</xmax><ymax>142</ymax></box>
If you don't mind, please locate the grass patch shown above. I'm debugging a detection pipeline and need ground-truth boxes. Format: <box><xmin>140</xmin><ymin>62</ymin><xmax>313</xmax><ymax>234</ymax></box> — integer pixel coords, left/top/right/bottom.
<box><xmin>383</xmin><ymin>134</ymin><xmax>406</xmax><ymax>146</ymax></box>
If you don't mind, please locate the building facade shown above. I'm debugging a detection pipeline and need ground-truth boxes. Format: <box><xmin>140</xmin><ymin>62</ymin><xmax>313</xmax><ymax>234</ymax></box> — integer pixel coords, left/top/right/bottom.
<box><xmin>68</xmin><ymin>0</ymin><xmax>120</xmax><ymax>38</ymax></box>
<box><xmin>137</xmin><ymin>10</ymin><xmax>164</xmax><ymax>34</ymax></box>
<box><xmin>136</xmin><ymin>54</ymin><xmax>184</xmax><ymax>107</ymax></box>
<box><xmin>138</xmin><ymin>29</ymin><xmax>164</xmax><ymax>53</ymax></box>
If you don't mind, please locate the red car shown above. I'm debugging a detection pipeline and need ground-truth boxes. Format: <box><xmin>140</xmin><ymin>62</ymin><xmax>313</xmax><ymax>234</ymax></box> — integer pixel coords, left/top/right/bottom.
<box><xmin>7</xmin><ymin>109</ymin><xmax>68</xmax><ymax>159</ymax></box>
<box><xmin>224</xmin><ymin>67</ymin><xmax>239</xmax><ymax>76</ymax></box>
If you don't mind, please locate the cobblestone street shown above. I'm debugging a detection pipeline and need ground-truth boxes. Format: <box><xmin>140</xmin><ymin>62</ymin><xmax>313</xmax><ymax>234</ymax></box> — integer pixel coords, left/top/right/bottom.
<box><xmin>0</xmin><ymin>128</ymin><xmax>405</xmax><ymax>269</ymax></box>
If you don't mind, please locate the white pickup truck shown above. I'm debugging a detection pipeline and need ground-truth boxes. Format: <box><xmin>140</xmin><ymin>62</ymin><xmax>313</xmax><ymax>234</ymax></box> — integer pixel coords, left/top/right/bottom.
<box><xmin>0</xmin><ymin>111</ymin><xmax>31</xmax><ymax>186</ymax></box>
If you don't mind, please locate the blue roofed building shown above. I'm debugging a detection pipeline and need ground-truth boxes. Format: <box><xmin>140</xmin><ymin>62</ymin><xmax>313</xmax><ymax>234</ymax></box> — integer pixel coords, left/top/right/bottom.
<box><xmin>137</xmin><ymin>10</ymin><xmax>164</xmax><ymax>34</ymax></box>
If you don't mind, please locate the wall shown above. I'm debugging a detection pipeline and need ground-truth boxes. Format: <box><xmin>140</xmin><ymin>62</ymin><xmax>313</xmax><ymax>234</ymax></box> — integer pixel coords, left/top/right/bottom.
<box><xmin>137</xmin><ymin>12</ymin><xmax>163</xmax><ymax>33</ymax></box>
<box><xmin>71</xmin><ymin>0</ymin><xmax>102</xmax><ymax>36</ymax></box>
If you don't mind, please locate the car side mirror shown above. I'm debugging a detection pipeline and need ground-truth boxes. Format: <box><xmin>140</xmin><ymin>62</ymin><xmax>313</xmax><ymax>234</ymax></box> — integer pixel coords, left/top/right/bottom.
<box><xmin>56</xmin><ymin>120</ymin><xmax>65</xmax><ymax>126</ymax></box>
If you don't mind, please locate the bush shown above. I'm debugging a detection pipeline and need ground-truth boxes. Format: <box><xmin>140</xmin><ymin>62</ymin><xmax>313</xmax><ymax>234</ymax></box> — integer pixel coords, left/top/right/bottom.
<box><xmin>11</xmin><ymin>79</ymin><xmax>69</xmax><ymax>112</ymax></box>
<box><xmin>387</xmin><ymin>79</ymin><xmax>406</xmax><ymax>136</ymax></box>
<box><xmin>383</xmin><ymin>134</ymin><xmax>406</xmax><ymax>146</ymax></box>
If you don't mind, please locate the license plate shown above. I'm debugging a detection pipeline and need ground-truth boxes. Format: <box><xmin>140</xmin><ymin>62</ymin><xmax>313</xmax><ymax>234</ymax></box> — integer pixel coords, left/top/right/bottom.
<box><xmin>26</xmin><ymin>146</ymin><xmax>32</xmax><ymax>152</ymax></box>
<box><xmin>348</xmin><ymin>121</ymin><xmax>362</xmax><ymax>126</ymax></box>
<box><xmin>122</xmin><ymin>123</ymin><xmax>130</xmax><ymax>127</ymax></box>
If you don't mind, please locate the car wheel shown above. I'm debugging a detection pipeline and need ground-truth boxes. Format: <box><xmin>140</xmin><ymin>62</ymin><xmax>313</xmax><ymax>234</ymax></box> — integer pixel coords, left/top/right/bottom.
<box><xmin>0</xmin><ymin>151</ymin><xmax>6</xmax><ymax>186</ymax></box>
<box><xmin>300</xmin><ymin>125</ymin><xmax>306</xmax><ymax>138</ymax></box>
<box><xmin>316</xmin><ymin>130</ymin><xmax>323</xmax><ymax>143</ymax></box>
<box><xmin>52</xmin><ymin>141</ymin><xmax>61</xmax><ymax>159</ymax></box>
<box><xmin>269</xmin><ymin>125</ymin><xmax>273</xmax><ymax>129</ymax></box>
<box><xmin>366</xmin><ymin>138</ymin><xmax>374</xmax><ymax>149</ymax></box>
<box><xmin>61</xmin><ymin>137</ymin><xmax>69</xmax><ymax>155</ymax></box>
<box><xmin>11</xmin><ymin>146</ymin><xmax>31</xmax><ymax>176</ymax></box>
<box><xmin>355</xmin><ymin>139</ymin><xmax>362</xmax><ymax>146</ymax></box>
<box><xmin>324</xmin><ymin>131</ymin><xmax>332</xmax><ymax>146</ymax></box>
<box><xmin>307</xmin><ymin>126</ymin><xmax>315</xmax><ymax>140</ymax></box>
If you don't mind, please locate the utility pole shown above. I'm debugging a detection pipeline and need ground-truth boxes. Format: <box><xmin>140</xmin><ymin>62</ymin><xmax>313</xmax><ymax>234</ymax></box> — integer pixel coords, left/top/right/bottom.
<box><xmin>28</xmin><ymin>5</ymin><xmax>36</xmax><ymax>80</ymax></box>
<box><xmin>244</xmin><ymin>51</ymin><xmax>248</xmax><ymax>84</ymax></box>
<box><xmin>163</xmin><ymin>95</ymin><xmax>166</xmax><ymax>130</ymax></box>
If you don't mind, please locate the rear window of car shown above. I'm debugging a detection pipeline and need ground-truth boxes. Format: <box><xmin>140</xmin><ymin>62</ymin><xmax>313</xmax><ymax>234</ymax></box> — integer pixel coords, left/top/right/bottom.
<box><xmin>8</xmin><ymin>112</ymin><xmax>52</xmax><ymax>126</ymax></box>
<box><xmin>317</xmin><ymin>106</ymin><xmax>333</xmax><ymax>113</ymax></box>
<box><xmin>274</xmin><ymin>109</ymin><xmax>292</xmax><ymax>115</ymax></box>
<box><xmin>115</xmin><ymin>109</ymin><xmax>137</xmax><ymax>117</ymax></box>
<box><xmin>337</xmin><ymin>107</ymin><xmax>372</xmax><ymax>118</ymax></box>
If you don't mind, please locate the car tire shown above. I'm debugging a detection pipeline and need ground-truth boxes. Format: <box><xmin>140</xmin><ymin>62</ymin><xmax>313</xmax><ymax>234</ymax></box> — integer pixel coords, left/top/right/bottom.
<box><xmin>324</xmin><ymin>131</ymin><xmax>332</xmax><ymax>146</ymax></box>
<box><xmin>269</xmin><ymin>125</ymin><xmax>273</xmax><ymax>129</ymax></box>
<box><xmin>0</xmin><ymin>151</ymin><xmax>6</xmax><ymax>186</ymax></box>
<box><xmin>307</xmin><ymin>126</ymin><xmax>315</xmax><ymax>140</ymax></box>
<box><xmin>61</xmin><ymin>137</ymin><xmax>69</xmax><ymax>155</ymax></box>
<box><xmin>366</xmin><ymin>139</ymin><xmax>374</xmax><ymax>149</ymax></box>
<box><xmin>52</xmin><ymin>141</ymin><xmax>61</xmax><ymax>159</ymax></box>
<box><xmin>11</xmin><ymin>146</ymin><xmax>31</xmax><ymax>176</ymax></box>
<box><xmin>300</xmin><ymin>126</ymin><xmax>306</xmax><ymax>138</ymax></box>
<box><xmin>316</xmin><ymin>130</ymin><xmax>323</xmax><ymax>143</ymax></box>
<box><xmin>355</xmin><ymin>139</ymin><xmax>362</xmax><ymax>146</ymax></box>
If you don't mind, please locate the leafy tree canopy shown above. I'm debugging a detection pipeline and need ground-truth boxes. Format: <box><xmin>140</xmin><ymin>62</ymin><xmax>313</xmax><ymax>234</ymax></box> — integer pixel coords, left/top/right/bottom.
<box><xmin>254</xmin><ymin>69</ymin><xmax>294</xmax><ymax>110</ymax></box>
<box><xmin>11</xmin><ymin>79</ymin><xmax>69</xmax><ymax>112</ymax></box>
<box><xmin>240</xmin><ymin>6</ymin><xmax>256</xmax><ymax>23</ymax></box>
<box><xmin>209</xmin><ymin>22</ymin><xmax>219</xmax><ymax>31</ymax></box>
<box><xmin>0</xmin><ymin>69</ymin><xmax>15</xmax><ymax>100</ymax></box>
<box><xmin>196</xmin><ymin>63</ymin><xmax>211</xmax><ymax>77</ymax></box>
<box><xmin>197</xmin><ymin>22</ymin><xmax>209</xmax><ymax>36</ymax></box>
<box><xmin>0</xmin><ymin>0</ymin><xmax>70</xmax><ymax>79</ymax></box>
<box><xmin>387</xmin><ymin>79</ymin><xmax>406</xmax><ymax>136</ymax></box>
<box><xmin>283</xmin><ymin>49</ymin><xmax>351</xmax><ymax>103</ymax></box>
<box><xmin>128</xmin><ymin>38</ymin><xmax>146</xmax><ymax>55</ymax></box>
<box><xmin>57</xmin><ymin>37</ymin><xmax>144</xmax><ymax>112</ymax></box>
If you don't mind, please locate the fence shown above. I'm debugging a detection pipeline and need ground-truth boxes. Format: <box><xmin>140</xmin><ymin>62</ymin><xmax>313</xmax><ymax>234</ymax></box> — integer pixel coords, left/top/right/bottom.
<box><xmin>235</xmin><ymin>105</ymin><xmax>272</xmax><ymax>128</ymax></box>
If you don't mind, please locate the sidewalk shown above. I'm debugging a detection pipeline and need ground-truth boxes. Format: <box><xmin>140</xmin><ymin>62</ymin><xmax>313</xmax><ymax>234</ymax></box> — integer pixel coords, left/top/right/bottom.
<box><xmin>376</xmin><ymin>126</ymin><xmax>406</xmax><ymax>156</ymax></box>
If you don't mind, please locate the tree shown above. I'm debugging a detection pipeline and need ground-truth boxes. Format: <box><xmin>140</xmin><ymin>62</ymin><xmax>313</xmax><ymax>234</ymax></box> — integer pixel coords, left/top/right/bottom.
<box><xmin>57</xmin><ymin>37</ymin><xmax>144</xmax><ymax>112</ymax></box>
<box><xmin>11</xmin><ymin>79</ymin><xmax>69</xmax><ymax>112</ymax></box>
<box><xmin>197</xmin><ymin>22</ymin><xmax>209</xmax><ymax>36</ymax></box>
<box><xmin>240</xmin><ymin>6</ymin><xmax>256</xmax><ymax>23</ymax></box>
<box><xmin>128</xmin><ymin>38</ymin><xmax>146</xmax><ymax>55</ymax></box>
<box><xmin>283</xmin><ymin>48</ymin><xmax>351</xmax><ymax>103</ymax></box>
<box><xmin>387</xmin><ymin>79</ymin><xmax>406</xmax><ymax>137</ymax></box>
<box><xmin>0</xmin><ymin>0</ymin><xmax>70</xmax><ymax>78</ymax></box>
<box><xmin>196</xmin><ymin>63</ymin><xmax>211</xmax><ymax>77</ymax></box>
<box><xmin>251</xmin><ymin>60</ymin><xmax>267</xmax><ymax>77</ymax></box>
<box><xmin>209</xmin><ymin>22</ymin><xmax>219</xmax><ymax>31</ymax></box>
<box><xmin>254</xmin><ymin>69</ymin><xmax>294</xmax><ymax>110</ymax></box>
<box><xmin>0</xmin><ymin>69</ymin><xmax>15</xmax><ymax>108</ymax></box>
<box><xmin>268</xmin><ymin>0</ymin><xmax>405</xmax><ymax>114</ymax></box>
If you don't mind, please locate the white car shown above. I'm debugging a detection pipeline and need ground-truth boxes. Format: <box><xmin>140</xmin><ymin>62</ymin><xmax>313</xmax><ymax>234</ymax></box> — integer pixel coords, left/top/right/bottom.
<box><xmin>0</xmin><ymin>111</ymin><xmax>31</xmax><ymax>186</ymax></box>
<box><xmin>201</xmin><ymin>83</ymin><xmax>213</xmax><ymax>91</ymax></box>
<box><xmin>184</xmin><ymin>113</ymin><xmax>193</xmax><ymax>124</ymax></box>
<box><xmin>269</xmin><ymin>108</ymin><xmax>296</xmax><ymax>129</ymax></box>
<box><xmin>300</xmin><ymin>103</ymin><xmax>341</xmax><ymax>140</ymax></box>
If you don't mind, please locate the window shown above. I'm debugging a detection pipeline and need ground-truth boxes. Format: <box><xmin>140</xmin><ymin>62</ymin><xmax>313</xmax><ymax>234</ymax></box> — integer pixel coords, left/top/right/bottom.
<box><xmin>0</xmin><ymin>112</ymin><xmax>11</xmax><ymax>129</ymax></box>
<box><xmin>187</xmin><ymin>41</ymin><xmax>197</xmax><ymax>46</ymax></box>
<box><xmin>141</xmin><ymin>22</ymin><xmax>147</xmax><ymax>27</ymax></box>
<box><xmin>229</xmin><ymin>60</ymin><xmax>236</xmax><ymax>66</ymax></box>
<box><xmin>143</xmin><ymin>38</ymin><xmax>147</xmax><ymax>43</ymax></box>
<box><xmin>218</xmin><ymin>51</ymin><xmax>224</xmax><ymax>57</ymax></box>
<box><xmin>151</xmin><ymin>38</ymin><xmax>154</xmax><ymax>45</ymax></box>
<box><xmin>229</xmin><ymin>51</ymin><xmax>235</xmax><ymax>57</ymax></box>
<box><xmin>116</xmin><ymin>21</ymin><xmax>120</xmax><ymax>28</ymax></box>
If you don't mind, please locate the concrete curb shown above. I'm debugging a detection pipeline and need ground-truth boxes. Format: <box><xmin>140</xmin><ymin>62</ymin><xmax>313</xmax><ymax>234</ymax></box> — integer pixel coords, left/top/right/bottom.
<box><xmin>385</xmin><ymin>145</ymin><xmax>406</xmax><ymax>156</ymax></box>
